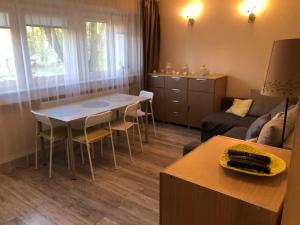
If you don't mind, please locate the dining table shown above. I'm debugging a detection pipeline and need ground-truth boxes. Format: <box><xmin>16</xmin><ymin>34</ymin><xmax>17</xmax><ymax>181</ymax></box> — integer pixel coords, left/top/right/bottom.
<box><xmin>34</xmin><ymin>93</ymin><xmax>152</xmax><ymax>179</ymax></box>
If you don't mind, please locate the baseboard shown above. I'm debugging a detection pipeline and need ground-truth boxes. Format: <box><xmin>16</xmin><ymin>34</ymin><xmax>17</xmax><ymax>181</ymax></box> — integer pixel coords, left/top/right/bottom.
<box><xmin>0</xmin><ymin>153</ymin><xmax>35</xmax><ymax>174</ymax></box>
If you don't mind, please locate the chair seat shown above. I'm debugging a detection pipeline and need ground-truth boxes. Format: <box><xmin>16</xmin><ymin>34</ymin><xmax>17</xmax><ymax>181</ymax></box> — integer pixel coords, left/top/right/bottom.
<box><xmin>72</xmin><ymin>127</ymin><xmax>112</xmax><ymax>144</ymax></box>
<box><xmin>39</xmin><ymin>126</ymin><xmax>67</xmax><ymax>141</ymax></box>
<box><xmin>111</xmin><ymin>121</ymin><xmax>134</xmax><ymax>131</ymax></box>
<box><xmin>127</xmin><ymin>109</ymin><xmax>146</xmax><ymax>118</ymax></box>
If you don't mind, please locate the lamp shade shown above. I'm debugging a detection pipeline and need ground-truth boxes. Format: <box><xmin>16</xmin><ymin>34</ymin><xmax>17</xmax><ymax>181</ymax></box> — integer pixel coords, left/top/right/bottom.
<box><xmin>261</xmin><ymin>38</ymin><xmax>300</xmax><ymax>97</ymax></box>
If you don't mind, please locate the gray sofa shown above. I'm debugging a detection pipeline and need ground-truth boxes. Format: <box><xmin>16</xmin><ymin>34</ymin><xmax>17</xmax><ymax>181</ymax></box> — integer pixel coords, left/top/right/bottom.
<box><xmin>183</xmin><ymin>90</ymin><xmax>290</xmax><ymax>155</ymax></box>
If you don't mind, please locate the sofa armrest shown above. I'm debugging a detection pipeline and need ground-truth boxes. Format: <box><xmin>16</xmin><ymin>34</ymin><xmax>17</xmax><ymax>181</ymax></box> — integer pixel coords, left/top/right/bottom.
<box><xmin>221</xmin><ymin>97</ymin><xmax>235</xmax><ymax>110</ymax></box>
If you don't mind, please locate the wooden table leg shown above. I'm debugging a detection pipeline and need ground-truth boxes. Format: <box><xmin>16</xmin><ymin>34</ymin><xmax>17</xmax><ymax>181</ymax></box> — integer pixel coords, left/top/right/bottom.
<box><xmin>38</xmin><ymin>121</ymin><xmax>47</xmax><ymax>166</ymax></box>
<box><xmin>67</xmin><ymin>123</ymin><xmax>76</xmax><ymax>180</ymax></box>
<box><xmin>145</xmin><ymin>101</ymin><xmax>149</xmax><ymax>143</ymax></box>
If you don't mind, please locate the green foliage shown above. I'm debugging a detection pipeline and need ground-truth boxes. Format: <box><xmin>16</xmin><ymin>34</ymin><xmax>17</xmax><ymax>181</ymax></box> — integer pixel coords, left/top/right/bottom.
<box><xmin>26</xmin><ymin>26</ymin><xmax>64</xmax><ymax>77</ymax></box>
<box><xmin>86</xmin><ymin>22</ymin><xmax>107</xmax><ymax>73</ymax></box>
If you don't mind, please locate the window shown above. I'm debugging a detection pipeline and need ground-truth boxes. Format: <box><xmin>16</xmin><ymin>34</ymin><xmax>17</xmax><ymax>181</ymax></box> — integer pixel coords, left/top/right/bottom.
<box><xmin>115</xmin><ymin>32</ymin><xmax>125</xmax><ymax>70</ymax></box>
<box><xmin>0</xmin><ymin>28</ymin><xmax>16</xmax><ymax>82</ymax></box>
<box><xmin>86</xmin><ymin>21</ymin><xmax>108</xmax><ymax>74</ymax></box>
<box><xmin>0</xmin><ymin>12</ymin><xmax>16</xmax><ymax>83</ymax></box>
<box><xmin>0</xmin><ymin>5</ymin><xmax>140</xmax><ymax>100</ymax></box>
<box><xmin>25</xmin><ymin>14</ymin><xmax>67</xmax><ymax>78</ymax></box>
<box><xmin>26</xmin><ymin>26</ymin><xmax>65</xmax><ymax>77</ymax></box>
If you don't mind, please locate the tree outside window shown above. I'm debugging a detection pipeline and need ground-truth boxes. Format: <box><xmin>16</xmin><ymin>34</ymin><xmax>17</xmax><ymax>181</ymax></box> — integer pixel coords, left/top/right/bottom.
<box><xmin>26</xmin><ymin>26</ymin><xmax>64</xmax><ymax>77</ymax></box>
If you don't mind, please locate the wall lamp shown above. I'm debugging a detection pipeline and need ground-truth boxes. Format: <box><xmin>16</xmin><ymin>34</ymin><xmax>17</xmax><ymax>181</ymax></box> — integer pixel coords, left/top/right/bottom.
<box><xmin>240</xmin><ymin>0</ymin><xmax>268</xmax><ymax>23</ymax></box>
<box><xmin>182</xmin><ymin>2</ymin><xmax>202</xmax><ymax>27</ymax></box>
<box><xmin>186</xmin><ymin>12</ymin><xmax>196</xmax><ymax>26</ymax></box>
<box><xmin>247</xmin><ymin>6</ymin><xmax>256</xmax><ymax>23</ymax></box>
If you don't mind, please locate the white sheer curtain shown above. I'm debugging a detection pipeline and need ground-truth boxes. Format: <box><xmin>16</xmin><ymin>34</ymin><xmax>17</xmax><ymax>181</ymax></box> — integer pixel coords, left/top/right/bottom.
<box><xmin>0</xmin><ymin>0</ymin><xmax>142</xmax><ymax>106</ymax></box>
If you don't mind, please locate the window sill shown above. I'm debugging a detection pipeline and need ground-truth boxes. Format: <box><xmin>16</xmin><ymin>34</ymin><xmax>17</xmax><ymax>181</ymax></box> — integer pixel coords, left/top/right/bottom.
<box><xmin>0</xmin><ymin>74</ymin><xmax>140</xmax><ymax>106</ymax></box>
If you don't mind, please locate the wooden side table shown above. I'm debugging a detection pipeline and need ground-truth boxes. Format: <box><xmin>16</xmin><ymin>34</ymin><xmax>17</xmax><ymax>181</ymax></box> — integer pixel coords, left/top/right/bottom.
<box><xmin>160</xmin><ymin>136</ymin><xmax>291</xmax><ymax>225</ymax></box>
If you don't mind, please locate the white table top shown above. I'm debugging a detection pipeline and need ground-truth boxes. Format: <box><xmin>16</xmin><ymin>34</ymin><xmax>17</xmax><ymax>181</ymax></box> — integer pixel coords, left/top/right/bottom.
<box><xmin>34</xmin><ymin>93</ymin><xmax>150</xmax><ymax>122</ymax></box>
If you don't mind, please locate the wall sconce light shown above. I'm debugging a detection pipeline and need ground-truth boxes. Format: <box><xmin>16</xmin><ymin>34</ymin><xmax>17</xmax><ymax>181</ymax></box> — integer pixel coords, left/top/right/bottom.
<box><xmin>186</xmin><ymin>13</ymin><xmax>196</xmax><ymax>26</ymax></box>
<box><xmin>247</xmin><ymin>6</ymin><xmax>256</xmax><ymax>23</ymax></box>
<box><xmin>182</xmin><ymin>2</ymin><xmax>203</xmax><ymax>27</ymax></box>
<box><xmin>239</xmin><ymin>0</ymin><xmax>268</xmax><ymax>23</ymax></box>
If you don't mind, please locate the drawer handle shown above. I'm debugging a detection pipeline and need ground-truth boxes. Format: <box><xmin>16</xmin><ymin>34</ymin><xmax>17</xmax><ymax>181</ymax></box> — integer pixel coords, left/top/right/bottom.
<box><xmin>151</xmin><ymin>75</ymin><xmax>159</xmax><ymax>78</ymax></box>
<box><xmin>171</xmin><ymin>88</ymin><xmax>181</xmax><ymax>93</ymax></box>
<box><xmin>172</xmin><ymin>112</ymin><xmax>179</xmax><ymax>116</ymax></box>
<box><xmin>195</xmin><ymin>78</ymin><xmax>207</xmax><ymax>81</ymax></box>
<box><xmin>172</xmin><ymin>100</ymin><xmax>180</xmax><ymax>104</ymax></box>
<box><xmin>171</xmin><ymin>77</ymin><xmax>181</xmax><ymax>81</ymax></box>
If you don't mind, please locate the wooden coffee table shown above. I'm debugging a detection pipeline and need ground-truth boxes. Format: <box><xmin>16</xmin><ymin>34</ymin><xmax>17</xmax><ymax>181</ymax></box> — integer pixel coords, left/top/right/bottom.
<box><xmin>160</xmin><ymin>136</ymin><xmax>291</xmax><ymax>225</ymax></box>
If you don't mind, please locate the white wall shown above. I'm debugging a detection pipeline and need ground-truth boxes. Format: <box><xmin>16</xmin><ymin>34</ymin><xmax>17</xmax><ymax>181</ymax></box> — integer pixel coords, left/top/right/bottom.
<box><xmin>159</xmin><ymin>0</ymin><xmax>300</xmax><ymax>97</ymax></box>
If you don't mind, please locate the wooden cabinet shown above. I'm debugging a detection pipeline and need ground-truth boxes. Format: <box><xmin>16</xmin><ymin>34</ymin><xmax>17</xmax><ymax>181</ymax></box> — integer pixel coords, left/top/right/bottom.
<box><xmin>188</xmin><ymin>77</ymin><xmax>214</xmax><ymax>92</ymax></box>
<box><xmin>148</xmin><ymin>74</ymin><xmax>165</xmax><ymax>88</ymax></box>
<box><xmin>165</xmin><ymin>76</ymin><xmax>188</xmax><ymax>90</ymax></box>
<box><xmin>148</xmin><ymin>74</ymin><xmax>166</xmax><ymax>121</ymax></box>
<box><xmin>148</xmin><ymin>87</ymin><xmax>165</xmax><ymax>121</ymax></box>
<box><xmin>164</xmin><ymin>77</ymin><xmax>188</xmax><ymax>125</ymax></box>
<box><xmin>187</xmin><ymin>76</ymin><xmax>227</xmax><ymax>128</ymax></box>
<box><xmin>160</xmin><ymin>136</ymin><xmax>290</xmax><ymax>225</ymax></box>
<box><xmin>187</xmin><ymin>91</ymin><xmax>214</xmax><ymax>128</ymax></box>
<box><xmin>147</xmin><ymin>73</ymin><xmax>227</xmax><ymax>128</ymax></box>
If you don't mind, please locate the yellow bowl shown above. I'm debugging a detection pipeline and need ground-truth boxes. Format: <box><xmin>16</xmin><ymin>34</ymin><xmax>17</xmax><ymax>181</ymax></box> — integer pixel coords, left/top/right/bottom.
<box><xmin>219</xmin><ymin>144</ymin><xmax>286</xmax><ymax>177</ymax></box>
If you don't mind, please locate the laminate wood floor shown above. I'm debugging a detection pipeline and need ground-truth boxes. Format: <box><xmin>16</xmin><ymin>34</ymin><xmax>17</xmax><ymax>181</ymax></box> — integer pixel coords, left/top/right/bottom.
<box><xmin>0</xmin><ymin>123</ymin><xmax>200</xmax><ymax>225</ymax></box>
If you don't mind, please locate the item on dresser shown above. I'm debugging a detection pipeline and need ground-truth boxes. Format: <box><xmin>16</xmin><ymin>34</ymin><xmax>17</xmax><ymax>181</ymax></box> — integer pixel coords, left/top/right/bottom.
<box><xmin>165</xmin><ymin>63</ymin><xmax>172</xmax><ymax>74</ymax></box>
<box><xmin>220</xmin><ymin>144</ymin><xmax>286</xmax><ymax>176</ymax></box>
<box><xmin>153</xmin><ymin>69</ymin><xmax>157</xmax><ymax>73</ymax></box>
<box><xmin>160</xmin><ymin>69</ymin><xmax>165</xmax><ymax>73</ymax></box>
<box><xmin>227</xmin><ymin>158</ymin><xmax>271</xmax><ymax>174</ymax></box>
<box><xmin>199</xmin><ymin>65</ymin><xmax>209</xmax><ymax>75</ymax></box>
<box><xmin>227</xmin><ymin>149</ymin><xmax>271</xmax><ymax>164</ymax></box>
<box><xmin>172</xmin><ymin>70</ymin><xmax>177</xmax><ymax>75</ymax></box>
<box><xmin>182</xmin><ymin>64</ymin><xmax>189</xmax><ymax>74</ymax></box>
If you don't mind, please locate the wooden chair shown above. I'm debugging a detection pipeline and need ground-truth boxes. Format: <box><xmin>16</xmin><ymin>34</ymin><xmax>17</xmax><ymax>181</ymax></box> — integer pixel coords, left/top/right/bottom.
<box><xmin>128</xmin><ymin>90</ymin><xmax>156</xmax><ymax>136</ymax></box>
<box><xmin>72</xmin><ymin>111</ymin><xmax>116</xmax><ymax>181</ymax></box>
<box><xmin>111</xmin><ymin>102</ymin><xmax>143</xmax><ymax>162</ymax></box>
<box><xmin>32</xmin><ymin>111</ymin><xmax>69</xmax><ymax>178</ymax></box>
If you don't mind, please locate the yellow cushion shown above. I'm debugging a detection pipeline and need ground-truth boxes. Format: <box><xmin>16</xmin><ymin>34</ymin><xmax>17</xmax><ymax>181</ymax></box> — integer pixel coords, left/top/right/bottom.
<box><xmin>111</xmin><ymin>121</ymin><xmax>134</xmax><ymax>131</ymax></box>
<box><xmin>72</xmin><ymin>127</ymin><xmax>111</xmax><ymax>144</ymax></box>
<box><xmin>226</xmin><ymin>99</ymin><xmax>253</xmax><ymax>117</ymax></box>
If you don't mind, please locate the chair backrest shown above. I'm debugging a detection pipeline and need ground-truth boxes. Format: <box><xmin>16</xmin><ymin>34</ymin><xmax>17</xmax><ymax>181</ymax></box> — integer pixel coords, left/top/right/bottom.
<box><xmin>85</xmin><ymin>111</ymin><xmax>113</xmax><ymax>129</ymax></box>
<box><xmin>31</xmin><ymin>111</ymin><xmax>52</xmax><ymax>127</ymax></box>
<box><xmin>139</xmin><ymin>90</ymin><xmax>154</xmax><ymax>100</ymax></box>
<box><xmin>124</xmin><ymin>102</ymin><xmax>140</xmax><ymax>119</ymax></box>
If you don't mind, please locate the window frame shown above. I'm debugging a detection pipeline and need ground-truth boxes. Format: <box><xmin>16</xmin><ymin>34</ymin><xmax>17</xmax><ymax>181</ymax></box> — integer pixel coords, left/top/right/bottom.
<box><xmin>0</xmin><ymin>11</ymin><xmax>19</xmax><ymax>94</ymax></box>
<box><xmin>84</xmin><ymin>19</ymin><xmax>110</xmax><ymax>80</ymax></box>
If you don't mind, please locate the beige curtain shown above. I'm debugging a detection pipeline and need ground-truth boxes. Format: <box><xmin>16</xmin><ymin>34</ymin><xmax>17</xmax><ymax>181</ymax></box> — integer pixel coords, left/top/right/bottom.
<box><xmin>142</xmin><ymin>0</ymin><xmax>160</xmax><ymax>88</ymax></box>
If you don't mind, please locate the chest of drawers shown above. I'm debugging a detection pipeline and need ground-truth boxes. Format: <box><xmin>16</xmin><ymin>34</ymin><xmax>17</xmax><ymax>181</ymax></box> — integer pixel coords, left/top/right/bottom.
<box><xmin>147</xmin><ymin>73</ymin><xmax>227</xmax><ymax>128</ymax></box>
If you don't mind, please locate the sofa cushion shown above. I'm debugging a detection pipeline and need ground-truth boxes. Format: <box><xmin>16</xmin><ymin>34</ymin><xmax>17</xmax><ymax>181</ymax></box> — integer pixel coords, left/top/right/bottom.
<box><xmin>201</xmin><ymin>111</ymin><xmax>257</xmax><ymax>141</ymax></box>
<box><xmin>223</xmin><ymin>127</ymin><xmax>248</xmax><ymax>140</ymax></box>
<box><xmin>248</xmin><ymin>90</ymin><xmax>282</xmax><ymax>117</ymax></box>
<box><xmin>257</xmin><ymin>104</ymin><xmax>298</xmax><ymax>147</ymax></box>
<box><xmin>270</xmin><ymin>100</ymin><xmax>287</xmax><ymax>118</ymax></box>
<box><xmin>245</xmin><ymin>113</ymin><xmax>271</xmax><ymax>140</ymax></box>
<box><xmin>226</xmin><ymin>98</ymin><xmax>253</xmax><ymax>117</ymax></box>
